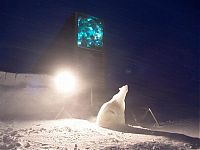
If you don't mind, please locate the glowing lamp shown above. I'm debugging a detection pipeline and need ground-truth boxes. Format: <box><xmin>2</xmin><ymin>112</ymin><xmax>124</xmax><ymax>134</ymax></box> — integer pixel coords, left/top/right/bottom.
<box><xmin>54</xmin><ymin>71</ymin><xmax>77</xmax><ymax>93</ymax></box>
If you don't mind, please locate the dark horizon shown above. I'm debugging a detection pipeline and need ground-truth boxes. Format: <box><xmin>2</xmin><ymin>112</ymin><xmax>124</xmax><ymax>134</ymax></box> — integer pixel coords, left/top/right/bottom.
<box><xmin>0</xmin><ymin>0</ymin><xmax>199</xmax><ymax>121</ymax></box>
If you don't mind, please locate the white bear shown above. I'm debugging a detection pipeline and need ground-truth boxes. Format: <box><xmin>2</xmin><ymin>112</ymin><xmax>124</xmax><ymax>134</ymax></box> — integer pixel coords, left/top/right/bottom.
<box><xmin>96</xmin><ymin>85</ymin><xmax>128</xmax><ymax>128</ymax></box>
<box><xmin>95</xmin><ymin>85</ymin><xmax>200</xmax><ymax>148</ymax></box>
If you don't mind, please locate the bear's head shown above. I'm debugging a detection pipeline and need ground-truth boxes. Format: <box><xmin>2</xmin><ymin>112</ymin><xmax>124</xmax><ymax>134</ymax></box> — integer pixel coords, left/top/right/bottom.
<box><xmin>111</xmin><ymin>85</ymin><xmax>128</xmax><ymax>103</ymax></box>
<box><xmin>112</xmin><ymin>85</ymin><xmax>128</xmax><ymax>103</ymax></box>
<box><xmin>119</xmin><ymin>85</ymin><xmax>128</xmax><ymax>94</ymax></box>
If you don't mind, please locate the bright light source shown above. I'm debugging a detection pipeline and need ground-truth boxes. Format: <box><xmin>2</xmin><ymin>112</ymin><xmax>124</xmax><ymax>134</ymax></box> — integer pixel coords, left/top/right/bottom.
<box><xmin>54</xmin><ymin>71</ymin><xmax>77</xmax><ymax>93</ymax></box>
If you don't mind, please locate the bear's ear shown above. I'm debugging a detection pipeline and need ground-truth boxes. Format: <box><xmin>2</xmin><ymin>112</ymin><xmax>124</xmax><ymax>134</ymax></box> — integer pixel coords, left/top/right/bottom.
<box><xmin>119</xmin><ymin>87</ymin><xmax>122</xmax><ymax>91</ymax></box>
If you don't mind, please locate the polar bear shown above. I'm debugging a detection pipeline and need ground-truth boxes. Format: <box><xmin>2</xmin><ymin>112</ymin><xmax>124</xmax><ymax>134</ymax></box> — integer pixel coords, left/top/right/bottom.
<box><xmin>95</xmin><ymin>85</ymin><xmax>200</xmax><ymax>148</ymax></box>
<box><xmin>96</xmin><ymin>85</ymin><xmax>128</xmax><ymax>128</ymax></box>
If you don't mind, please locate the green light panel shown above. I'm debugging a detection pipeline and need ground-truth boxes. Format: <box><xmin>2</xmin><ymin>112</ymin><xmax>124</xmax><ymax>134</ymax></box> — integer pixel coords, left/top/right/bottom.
<box><xmin>77</xmin><ymin>14</ymin><xmax>103</xmax><ymax>49</ymax></box>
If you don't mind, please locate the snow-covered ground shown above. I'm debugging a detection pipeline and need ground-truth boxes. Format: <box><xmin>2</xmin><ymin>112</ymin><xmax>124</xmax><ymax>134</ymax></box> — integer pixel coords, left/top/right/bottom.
<box><xmin>150</xmin><ymin>119</ymin><xmax>200</xmax><ymax>138</ymax></box>
<box><xmin>0</xmin><ymin>71</ymin><xmax>199</xmax><ymax>149</ymax></box>
<box><xmin>0</xmin><ymin>119</ymin><xmax>199</xmax><ymax>150</ymax></box>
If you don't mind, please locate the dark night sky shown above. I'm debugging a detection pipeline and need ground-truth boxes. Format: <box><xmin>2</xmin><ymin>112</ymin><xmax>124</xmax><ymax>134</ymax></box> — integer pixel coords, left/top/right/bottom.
<box><xmin>0</xmin><ymin>0</ymin><xmax>199</xmax><ymax>120</ymax></box>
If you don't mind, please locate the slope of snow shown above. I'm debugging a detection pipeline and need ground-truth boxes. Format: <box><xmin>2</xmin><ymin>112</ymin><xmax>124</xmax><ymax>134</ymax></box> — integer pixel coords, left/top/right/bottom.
<box><xmin>0</xmin><ymin>119</ymin><xmax>197</xmax><ymax>150</ymax></box>
<box><xmin>151</xmin><ymin>119</ymin><xmax>200</xmax><ymax>138</ymax></box>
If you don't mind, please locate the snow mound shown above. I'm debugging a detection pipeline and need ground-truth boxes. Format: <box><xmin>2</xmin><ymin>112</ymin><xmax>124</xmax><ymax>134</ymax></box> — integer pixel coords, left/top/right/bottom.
<box><xmin>0</xmin><ymin>119</ymin><xmax>198</xmax><ymax>150</ymax></box>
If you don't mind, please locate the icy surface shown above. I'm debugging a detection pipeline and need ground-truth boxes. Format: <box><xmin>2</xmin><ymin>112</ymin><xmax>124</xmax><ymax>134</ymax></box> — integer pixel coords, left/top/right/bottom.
<box><xmin>0</xmin><ymin>119</ymin><xmax>197</xmax><ymax>150</ymax></box>
<box><xmin>150</xmin><ymin>119</ymin><xmax>200</xmax><ymax>138</ymax></box>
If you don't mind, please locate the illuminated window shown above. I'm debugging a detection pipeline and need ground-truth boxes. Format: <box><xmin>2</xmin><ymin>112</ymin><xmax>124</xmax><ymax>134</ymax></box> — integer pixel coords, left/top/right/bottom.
<box><xmin>77</xmin><ymin>14</ymin><xmax>103</xmax><ymax>50</ymax></box>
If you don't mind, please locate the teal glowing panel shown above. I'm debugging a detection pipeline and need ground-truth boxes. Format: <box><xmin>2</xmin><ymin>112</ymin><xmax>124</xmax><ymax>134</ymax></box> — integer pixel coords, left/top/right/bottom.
<box><xmin>77</xmin><ymin>14</ymin><xmax>103</xmax><ymax>49</ymax></box>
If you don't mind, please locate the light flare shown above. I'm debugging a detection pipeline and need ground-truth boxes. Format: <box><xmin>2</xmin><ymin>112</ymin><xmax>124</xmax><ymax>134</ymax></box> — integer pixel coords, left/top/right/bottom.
<box><xmin>54</xmin><ymin>71</ymin><xmax>77</xmax><ymax>93</ymax></box>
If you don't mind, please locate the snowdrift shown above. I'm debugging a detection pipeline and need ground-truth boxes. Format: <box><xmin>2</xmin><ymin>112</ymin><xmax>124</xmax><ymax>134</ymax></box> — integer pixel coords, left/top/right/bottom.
<box><xmin>0</xmin><ymin>119</ymin><xmax>199</xmax><ymax>150</ymax></box>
